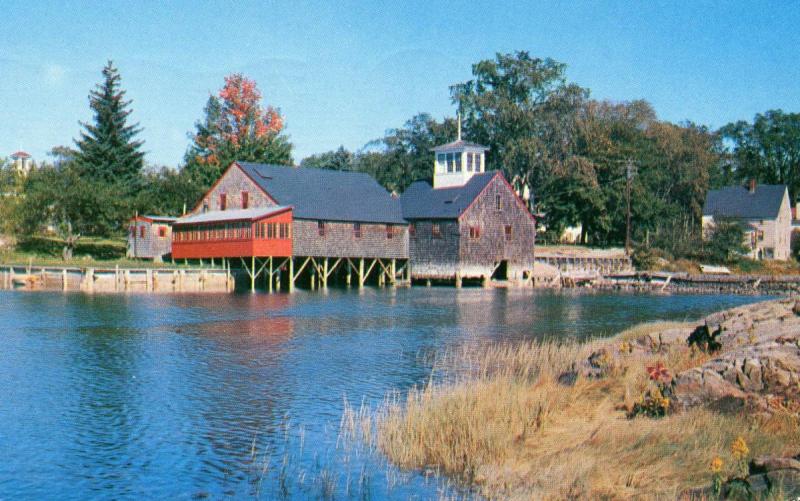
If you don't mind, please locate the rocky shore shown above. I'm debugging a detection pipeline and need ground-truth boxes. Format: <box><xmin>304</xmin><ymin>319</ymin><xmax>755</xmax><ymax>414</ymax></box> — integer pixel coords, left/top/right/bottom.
<box><xmin>576</xmin><ymin>297</ymin><xmax>800</xmax><ymax>498</ymax></box>
<box><xmin>369</xmin><ymin>297</ymin><xmax>800</xmax><ymax>499</ymax></box>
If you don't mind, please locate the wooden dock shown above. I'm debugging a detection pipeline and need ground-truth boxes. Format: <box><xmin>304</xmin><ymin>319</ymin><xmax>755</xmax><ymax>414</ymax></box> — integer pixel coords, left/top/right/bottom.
<box><xmin>0</xmin><ymin>264</ymin><xmax>233</xmax><ymax>293</ymax></box>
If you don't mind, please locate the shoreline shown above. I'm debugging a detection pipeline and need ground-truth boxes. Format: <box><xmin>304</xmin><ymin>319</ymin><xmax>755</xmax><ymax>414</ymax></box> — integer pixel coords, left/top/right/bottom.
<box><xmin>356</xmin><ymin>298</ymin><xmax>800</xmax><ymax>499</ymax></box>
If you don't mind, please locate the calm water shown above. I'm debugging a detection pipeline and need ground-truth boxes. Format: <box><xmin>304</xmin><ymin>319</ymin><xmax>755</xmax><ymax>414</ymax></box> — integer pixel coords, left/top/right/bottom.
<box><xmin>0</xmin><ymin>288</ymin><xmax>768</xmax><ymax>500</ymax></box>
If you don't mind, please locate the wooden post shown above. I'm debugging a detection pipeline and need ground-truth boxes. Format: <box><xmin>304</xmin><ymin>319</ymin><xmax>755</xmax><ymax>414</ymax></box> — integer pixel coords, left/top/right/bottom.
<box><xmin>179</xmin><ymin>269</ymin><xmax>185</xmax><ymax>292</ymax></box>
<box><xmin>124</xmin><ymin>269</ymin><xmax>131</xmax><ymax>290</ymax></box>
<box><xmin>211</xmin><ymin>257</ymin><xmax>215</xmax><ymax>268</ymax></box>
<box><xmin>268</xmin><ymin>257</ymin><xmax>273</xmax><ymax>293</ymax></box>
<box><xmin>455</xmin><ymin>272</ymin><xmax>462</xmax><ymax>288</ymax></box>
<box><xmin>115</xmin><ymin>265</ymin><xmax>120</xmax><ymax>292</ymax></box>
<box><xmin>62</xmin><ymin>268</ymin><xmax>68</xmax><ymax>291</ymax></box>
<box><xmin>250</xmin><ymin>256</ymin><xmax>256</xmax><ymax>293</ymax></box>
<box><xmin>146</xmin><ymin>269</ymin><xmax>152</xmax><ymax>291</ymax></box>
<box><xmin>310</xmin><ymin>273</ymin><xmax>316</xmax><ymax>290</ymax></box>
<box><xmin>322</xmin><ymin>258</ymin><xmax>328</xmax><ymax>289</ymax></box>
<box><xmin>288</xmin><ymin>257</ymin><xmax>295</xmax><ymax>293</ymax></box>
<box><xmin>87</xmin><ymin>268</ymin><xmax>94</xmax><ymax>292</ymax></box>
<box><xmin>390</xmin><ymin>259</ymin><xmax>396</xmax><ymax>286</ymax></box>
<box><xmin>358</xmin><ymin>258</ymin><xmax>365</xmax><ymax>289</ymax></box>
<box><xmin>172</xmin><ymin>270</ymin><xmax>178</xmax><ymax>291</ymax></box>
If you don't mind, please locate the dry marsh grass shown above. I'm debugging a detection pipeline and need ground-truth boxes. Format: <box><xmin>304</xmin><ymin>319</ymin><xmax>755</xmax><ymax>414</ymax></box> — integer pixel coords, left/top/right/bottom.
<box><xmin>346</xmin><ymin>329</ymin><xmax>800</xmax><ymax>500</ymax></box>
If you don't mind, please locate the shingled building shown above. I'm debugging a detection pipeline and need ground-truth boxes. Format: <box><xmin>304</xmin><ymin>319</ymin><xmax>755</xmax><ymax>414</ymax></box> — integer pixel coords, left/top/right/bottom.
<box><xmin>702</xmin><ymin>181</ymin><xmax>792</xmax><ymax>260</ymax></box>
<box><xmin>176</xmin><ymin>162</ymin><xmax>409</xmax><ymax>290</ymax></box>
<box><xmin>400</xmin><ymin>138</ymin><xmax>536</xmax><ymax>284</ymax></box>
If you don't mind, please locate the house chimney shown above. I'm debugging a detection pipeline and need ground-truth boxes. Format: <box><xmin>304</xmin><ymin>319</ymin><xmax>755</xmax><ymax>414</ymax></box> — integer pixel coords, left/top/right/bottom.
<box><xmin>748</xmin><ymin>179</ymin><xmax>756</xmax><ymax>194</ymax></box>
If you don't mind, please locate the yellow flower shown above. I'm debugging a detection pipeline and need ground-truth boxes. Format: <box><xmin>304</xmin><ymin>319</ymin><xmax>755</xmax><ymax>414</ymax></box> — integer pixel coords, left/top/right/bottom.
<box><xmin>710</xmin><ymin>456</ymin><xmax>724</xmax><ymax>473</ymax></box>
<box><xmin>731</xmin><ymin>436</ymin><xmax>750</xmax><ymax>460</ymax></box>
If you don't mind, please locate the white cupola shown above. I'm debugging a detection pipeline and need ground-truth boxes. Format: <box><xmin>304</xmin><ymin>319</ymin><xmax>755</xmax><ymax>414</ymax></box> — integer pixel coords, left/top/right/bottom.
<box><xmin>431</xmin><ymin>118</ymin><xmax>488</xmax><ymax>189</ymax></box>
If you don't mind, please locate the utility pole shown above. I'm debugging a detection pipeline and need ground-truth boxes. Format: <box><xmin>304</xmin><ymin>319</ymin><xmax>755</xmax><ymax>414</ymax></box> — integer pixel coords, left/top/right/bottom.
<box><xmin>625</xmin><ymin>159</ymin><xmax>635</xmax><ymax>256</ymax></box>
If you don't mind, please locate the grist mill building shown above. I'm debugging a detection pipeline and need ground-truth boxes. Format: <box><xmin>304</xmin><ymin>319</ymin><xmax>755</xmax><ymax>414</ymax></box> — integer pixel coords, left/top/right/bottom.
<box><xmin>400</xmin><ymin>137</ymin><xmax>536</xmax><ymax>285</ymax></box>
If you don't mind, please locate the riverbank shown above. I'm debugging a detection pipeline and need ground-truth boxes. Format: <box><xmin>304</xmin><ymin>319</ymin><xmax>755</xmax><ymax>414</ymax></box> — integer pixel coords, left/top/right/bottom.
<box><xmin>354</xmin><ymin>298</ymin><xmax>800</xmax><ymax>499</ymax></box>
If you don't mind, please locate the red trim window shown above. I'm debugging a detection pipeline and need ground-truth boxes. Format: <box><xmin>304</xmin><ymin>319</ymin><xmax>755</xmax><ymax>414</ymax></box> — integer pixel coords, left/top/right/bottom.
<box><xmin>158</xmin><ymin>227</ymin><xmax>167</xmax><ymax>238</ymax></box>
<box><xmin>504</xmin><ymin>225</ymin><xmax>513</xmax><ymax>241</ymax></box>
<box><xmin>431</xmin><ymin>223</ymin><xmax>441</xmax><ymax>239</ymax></box>
<box><xmin>354</xmin><ymin>222</ymin><xmax>362</xmax><ymax>238</ymax></box>
<box><xmin>318</xmin><ymin>221</ymin><xmax>326</xmax><ymax>237</ymax></box>
<box><xmin>386</xmin><ymin>224</ymin><xmax>393</xmax><ymax>239</ymax></box>
<box><xmin>469</xmin><ymin>226</ymin><xmax>481</xmax><ymax>239</ymax></box>
<box><xmin>409</xmin><ymin>223</ymin><xmax>416</xmax><ymax>237</ymax></box>
<box><xmin>139</xmin><ymin>226</ymin><xmax>146</xmax><ymax>238</ymax></box>
<box><xmin>220</xmin><ymin>193</ymin><xmax>227</xmax><ymax>211</ymax></box>
<box><xmin>241</xmin><ymin>191</ymin><xmax>249</xmax><ymax>209</ymax></box>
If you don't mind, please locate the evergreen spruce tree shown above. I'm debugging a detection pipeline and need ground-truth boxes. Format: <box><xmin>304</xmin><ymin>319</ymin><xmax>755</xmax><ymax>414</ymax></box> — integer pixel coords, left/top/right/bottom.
<box><xmin>74</xmin><ymin>61</ymin><xmax>144</xmax><ymax>184</ymax></box>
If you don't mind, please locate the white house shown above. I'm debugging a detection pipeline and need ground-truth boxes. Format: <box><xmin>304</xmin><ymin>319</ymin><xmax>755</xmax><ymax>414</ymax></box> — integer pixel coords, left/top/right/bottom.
<box><xmin>702</xmin><ymin>180</ymin><xmax>792</xmax><ymax>260</ymax></box>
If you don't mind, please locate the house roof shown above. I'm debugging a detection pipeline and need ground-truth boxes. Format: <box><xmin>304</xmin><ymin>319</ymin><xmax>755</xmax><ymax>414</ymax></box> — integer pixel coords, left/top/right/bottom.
<box><xmin>143</xmin><ymin>215</ymin><xmax>177</xmax><ymax>223</ymax></box>
<box><xmin>237</xmin><ymin>162</ymin><xmax>406</xmax><ymax>224</ymax></box>
<box><xmin>431</xmin><ymin>139</ymin><xmax>489</xmax><ymax>152</ymax></box>
<box><xmin>400</xmin><ymin>171</ymin><xmax>498</xmax><ymax>220</ymax></box>
<box><xmin>175</xmin><ymin>206</ymin><xmax>290</xmax><ymax>225</ymax></box>
<box><xmin>703</xmin><ymin>184</ymin><xmax>787</xmax><ymax>219</ymax></box>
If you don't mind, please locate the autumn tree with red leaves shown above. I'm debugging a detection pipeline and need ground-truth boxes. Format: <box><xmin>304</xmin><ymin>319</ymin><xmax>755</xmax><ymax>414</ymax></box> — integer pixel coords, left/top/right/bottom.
<box><xmin>184</xmin><ymin>73</ymin><xmax>292</xmax><ymax>192</ymax></box>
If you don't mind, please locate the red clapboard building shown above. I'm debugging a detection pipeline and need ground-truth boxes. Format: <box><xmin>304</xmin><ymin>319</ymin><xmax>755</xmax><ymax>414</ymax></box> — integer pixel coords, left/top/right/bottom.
<box><xmin>171</xmin><ymin>206</ymin><xmax>293</xmax><ymax>260</ymax></box>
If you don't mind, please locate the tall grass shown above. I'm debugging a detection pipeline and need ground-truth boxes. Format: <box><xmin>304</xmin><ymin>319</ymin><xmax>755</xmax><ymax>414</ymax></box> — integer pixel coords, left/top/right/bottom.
<box><xmin>349</xmin><ymin>328</ymin><xmax>800</xmax><ymax>499</ymax></box>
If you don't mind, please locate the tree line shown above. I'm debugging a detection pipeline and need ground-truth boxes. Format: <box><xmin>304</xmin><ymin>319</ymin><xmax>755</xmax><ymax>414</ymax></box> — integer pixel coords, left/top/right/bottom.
<box><xmin>1</xmin><ymin>53</ymin><xmax>798</xmax><ymax>263</ymax></box>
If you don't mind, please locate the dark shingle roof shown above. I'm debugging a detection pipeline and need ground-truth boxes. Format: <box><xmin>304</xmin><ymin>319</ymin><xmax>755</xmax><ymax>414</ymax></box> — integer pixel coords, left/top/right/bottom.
<box><xmin>703</xmin><ymin>184</ymin><xmax>787</xmax><ymax>219</ymax></box>
<box><xmin>400</xmin><ymin>171</ymin><xmax>498</xmax><ymax>219</ymax></box>
<box><xmin>237</xmin><ymin>162</ymin><xmax>406</xmax><ymax>224</ymax></box>
<box><xmin>431</xmin><ymin>139</ymin><xmax>489</xmax><ymax>152</ymax></box>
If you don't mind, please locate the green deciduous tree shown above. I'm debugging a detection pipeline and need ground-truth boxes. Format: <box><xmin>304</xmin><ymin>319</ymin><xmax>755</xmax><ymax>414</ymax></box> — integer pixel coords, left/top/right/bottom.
<box><xmin>704</xmin><ymin>218</ymin><xmax>748</xmax><ymax>263</ymax></box>
<box><xmin>720</xmin><ymin>110</ymin><xmax>800</xmax><ymax>200</ymax></box>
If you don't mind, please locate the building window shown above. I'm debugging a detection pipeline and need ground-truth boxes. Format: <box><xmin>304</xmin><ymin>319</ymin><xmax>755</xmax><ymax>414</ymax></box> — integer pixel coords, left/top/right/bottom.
<box><xmin>409</xmin><ymin>223</ymin><xmax>416</xmax><ymax>237</ymax></box>
<box><xmin>318</xmin><ymin>221</ymin><xmax>325</xmax><ymax>237</ymax></box>
<box><xmin>758</xmin><ymin>230</ymin><xmax>765</xmax><ymax>241</ymax></box>
<box><xmin>139</xmin><ymin>226</ymin><xmax>146</xmax><ymax>238</ymax></box>
<box><xmin>437</xmin><ymin>154</ymin><xmax>446</xmax><ymax>173</ymax></box>
<box><xmin>454</xmin><ymin>152</ymin><xmax>462</xmax><ymax>172</ymax></box>
<box><xmin>432</xmin><ymin>223</ymin><xmax>441</xmax><ymax>239</ymax></box>
<box><xmin>203</xmin><ymin>200</ymin><xmax>209</xmax><ymax>213</ymax></box>
<box><xmin>467</xmin><ymin>153</ymin><xmax>473</xmax><ymax>172</ymax></box>
<box><xmin>241</xmin><ymin>191</ymin><xmax>249</xmax><ymax>209</ymax></box>
<box><xmin>476</xmin><ymin>154</ymin><xmax>482</xmax><ymax>172</ymax></box>
<box><xmin>279</xmin><ymin>223</ymin><xmax>290</xmax><ymax>239</ymax></box>
<box><xmin>504</xmin><ymin>225</ymin><xmax>513</xmax><ymax>241</ymax></box>
<box><xmin>158</xmin><ymin>227</ymin><xmax>167</xmax><ymax>238</ymax></box>
<box><xmin>447</xmin><ymin>153</ymin><xmax>454</xmax><ymax>173</ymax></box>
<box><xmin>469</xmin><ymin>226</ymin><xmax>481</xmax><ymax>239</ymax></box>
<box><xmin>496</xmin><ymin>194</ymin><xmax>502</xmax><ymax>211</ymax></box>
<box><xmin>220</xmin><ymin>193</ymin><xmax>227</xmax><ymax>211</ymax></box>
<box><xmin>386</xmin><ymin>224</ymin><xmax>393</xmax><ymax>239</ymax></box>
<box><xmin>354</xmin><ymin>222</ymin><xmax>362</xmax><ymax>238</ymax></box>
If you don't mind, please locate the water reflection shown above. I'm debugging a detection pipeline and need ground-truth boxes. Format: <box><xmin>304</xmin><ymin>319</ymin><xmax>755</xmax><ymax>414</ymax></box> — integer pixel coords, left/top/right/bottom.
<box><xmin>0</xmin><ymin>288</ymin><xmax>768</xmax><ymax>499</ymax></box>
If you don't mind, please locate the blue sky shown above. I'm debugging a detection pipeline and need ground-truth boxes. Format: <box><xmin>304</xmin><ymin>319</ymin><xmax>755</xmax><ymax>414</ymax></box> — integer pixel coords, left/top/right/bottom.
<box><xmin>1</xmin><ymin>1</ymin><xmax>799</xmax><ymax>167</ymax></box>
